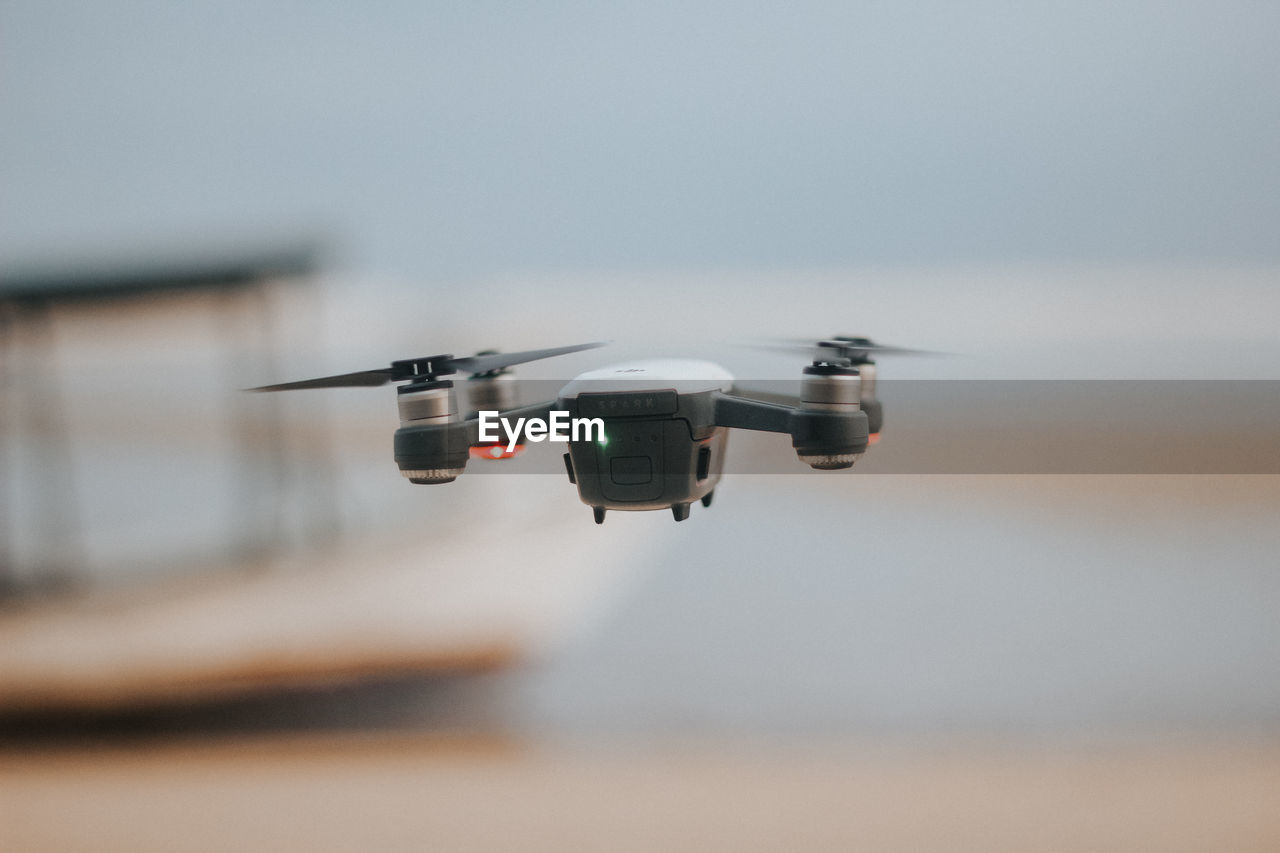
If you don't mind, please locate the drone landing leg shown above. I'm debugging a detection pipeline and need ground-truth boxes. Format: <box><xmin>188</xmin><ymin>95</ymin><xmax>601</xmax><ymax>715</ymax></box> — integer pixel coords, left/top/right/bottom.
<box><xmin>592</xmin><ymin>507</ymin><xmax>606</xmax><ymax>525</ymax></box>
<box><xmin>671</xmin><ymin>503</ymin><xmax>691</xmax><ymax>522</ymax></box>
<box><xmin>700</xmin><ymin>490</ymin><xmax>714</xmax><ymax>508</ymax></box>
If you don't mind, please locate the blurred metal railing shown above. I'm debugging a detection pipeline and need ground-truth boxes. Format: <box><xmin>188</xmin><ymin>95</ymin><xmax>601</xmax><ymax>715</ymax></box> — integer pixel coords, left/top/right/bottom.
<box><xmin>0</xmin><ymin>243</ymin><xmax>334</xmax><ymax>597</ymax></box>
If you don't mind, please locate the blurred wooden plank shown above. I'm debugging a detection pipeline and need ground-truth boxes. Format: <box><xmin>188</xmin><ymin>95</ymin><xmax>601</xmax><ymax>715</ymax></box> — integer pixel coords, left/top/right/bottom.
<box><xmin>0</xmin><ymin>243</ymin><xmax>320</xmax><ymax>305</ymax></box>
<box><xmin>0</xmin><ymin>498</ymin><xmax>650</xmax><ymax>712</ymax></box>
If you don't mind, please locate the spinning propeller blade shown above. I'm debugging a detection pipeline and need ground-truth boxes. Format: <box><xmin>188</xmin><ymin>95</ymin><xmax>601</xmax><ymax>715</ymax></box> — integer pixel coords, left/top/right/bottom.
<box><xmin>452</xmin><ymin>342</ymin><xmax>609</xmax><ymax>376</ymax></box>
<box><xmin>249</xmin><ymin>369</ymin><xmax>394</xmax><ymax>392</ymax></box>
<box><xmin>248</xmin><ymin>341</ymin><xmax>607</xmax><ymax>391</ymax></box>
<box><xmin>750</xmin><ymin>336</ymin><xmax>944</xmax><ymax>361</ymax></box>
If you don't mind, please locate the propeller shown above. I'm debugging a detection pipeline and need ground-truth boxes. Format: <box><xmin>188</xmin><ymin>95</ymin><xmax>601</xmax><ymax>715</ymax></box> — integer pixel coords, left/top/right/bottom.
<box><xmin>753</xmin><ymin>336</ymin><xmax>942</xmax><ymax>364</ymax></box>
<box><xmin>248</xmin><ymin>341</ymin><xmax>607</xmax><ymax>392</ymax></box>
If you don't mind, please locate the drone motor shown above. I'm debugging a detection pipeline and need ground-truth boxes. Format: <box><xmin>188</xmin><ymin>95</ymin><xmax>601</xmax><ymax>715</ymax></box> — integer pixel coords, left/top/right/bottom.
<box><xmin>397</xmin><ymin>380</ymin><xmax>457</xmax><ymax>425</ymax></box>
<box><xmin>799</xmin><ymin>361</ymin><xmax>862</xmax><ymax>412</ymax></box>
<box><xmin>792</xmin><ymin>361</ymin><xmax>867</xmax><ymax>470</ymax></box>
<box><xmin>395</xmin><ymin>379</ymin><xmax>468</xmax><ymax>484</ymax></box>
<box><xmin>466</xmin><ymin>370</ymin><xmax>519</xmax><ymax>414</ymax></box>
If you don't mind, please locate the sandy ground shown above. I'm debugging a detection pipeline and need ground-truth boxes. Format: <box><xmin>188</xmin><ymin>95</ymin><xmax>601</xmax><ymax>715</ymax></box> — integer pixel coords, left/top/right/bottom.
<box><xmin>2</xmin><ymin>733</ymin><xmax>1279</xmax><ymax>852</ymax></box>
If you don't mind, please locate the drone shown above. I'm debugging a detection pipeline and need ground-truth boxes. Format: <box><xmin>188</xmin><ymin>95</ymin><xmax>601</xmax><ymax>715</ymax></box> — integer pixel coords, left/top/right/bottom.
<box><xmin>251</xmin><ymin>337</ymin><xmax>916</xmax><ymax>523</ymax></box>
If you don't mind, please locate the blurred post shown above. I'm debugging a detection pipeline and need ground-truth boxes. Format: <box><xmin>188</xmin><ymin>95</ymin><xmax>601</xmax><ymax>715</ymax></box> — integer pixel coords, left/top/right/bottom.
<box><xmin>0</xmin><ymin>242</ymin><xmax>332</xmax><ymax>596</ymax></box>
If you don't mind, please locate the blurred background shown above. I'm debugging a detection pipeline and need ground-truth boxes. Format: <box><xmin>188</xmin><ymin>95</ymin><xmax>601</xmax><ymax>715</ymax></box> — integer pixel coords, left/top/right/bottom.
<box><xmin>2</xmin><ymin>2</ymin><xmax>1279</xmax><ymax>850</ymax></box>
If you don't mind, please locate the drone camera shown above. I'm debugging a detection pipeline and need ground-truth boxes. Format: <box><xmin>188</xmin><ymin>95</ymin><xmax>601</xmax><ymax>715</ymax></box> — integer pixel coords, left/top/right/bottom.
<box><xmin>560</xmin><ymin>388</ymin><xmax>726</xmax><ymax>516</ymax></box>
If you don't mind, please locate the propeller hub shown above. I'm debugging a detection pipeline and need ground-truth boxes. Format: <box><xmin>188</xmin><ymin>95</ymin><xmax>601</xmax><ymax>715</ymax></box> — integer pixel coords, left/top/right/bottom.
<box><xmin>816</xmin><ymin>339</ymin><xmax>875</xmax><ymax>365</ymax></box>
<box><xmin>390</xmin><ymin>354</ymin><xmax>457</xmax><ymax>382</ymax></box>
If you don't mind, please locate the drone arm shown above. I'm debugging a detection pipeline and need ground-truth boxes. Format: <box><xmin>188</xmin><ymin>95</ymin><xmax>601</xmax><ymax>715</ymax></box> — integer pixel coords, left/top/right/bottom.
<box><xmin>733</xmin><ymin>381</ymin><xmax>884</xmax><ymax>436</ymax></box>
<box><xmin>712</xmin><ymin>391</ymin><xmax>868</xmax><ymax>469</ymax></box>
<box><xmin>711</xmin><ymin>392</ymin><xmax>795</xmax><ymax>433</ymax></box>
<box><xmin>727</xmin><ymin>382</ymin><xmax>801</xmax><ymax>409</ymax></box>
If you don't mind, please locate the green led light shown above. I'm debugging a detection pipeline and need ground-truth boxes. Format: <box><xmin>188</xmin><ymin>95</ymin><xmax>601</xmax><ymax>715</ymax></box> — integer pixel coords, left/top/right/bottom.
<box><xmin>598</xmin><ymin>432</ymin><xmax>609</xmax><ymax>447</ymax></box>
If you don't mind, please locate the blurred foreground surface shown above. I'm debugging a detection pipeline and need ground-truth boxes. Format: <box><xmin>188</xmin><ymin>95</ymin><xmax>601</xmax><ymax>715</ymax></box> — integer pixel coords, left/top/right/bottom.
<box><xmin>2</xmin><ymin>472</ymin><xmax>1278</xmax><ymax>851</ymax></box>
<box><xmin>3</xmin><ymin>733</ymin><xmax>1278</xmax><ymax>852</ymax></box>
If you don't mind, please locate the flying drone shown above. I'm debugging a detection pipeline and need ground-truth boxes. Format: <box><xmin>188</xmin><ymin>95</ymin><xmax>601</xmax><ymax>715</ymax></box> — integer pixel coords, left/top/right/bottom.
<box><xmin>250</xmin><ymin>337</ymin><xmax>918</xmax><ymax>523</ymax></box>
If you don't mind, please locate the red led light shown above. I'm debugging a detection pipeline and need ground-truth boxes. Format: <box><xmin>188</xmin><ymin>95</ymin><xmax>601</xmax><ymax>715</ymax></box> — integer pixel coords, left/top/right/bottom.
<box><xmin>470</xmin><ymin>443</ymin><xmax>525</xmax><ymax>460</ymax></box>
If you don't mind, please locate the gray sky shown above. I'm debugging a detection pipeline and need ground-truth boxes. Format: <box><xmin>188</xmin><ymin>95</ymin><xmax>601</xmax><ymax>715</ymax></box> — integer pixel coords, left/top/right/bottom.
<box><xmin>3</xmin><ymin>1</ymin><xmax>1278</xmax><ymax>277</ymax></box>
